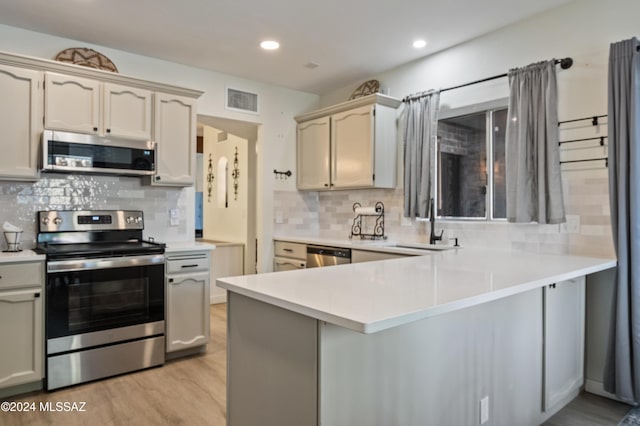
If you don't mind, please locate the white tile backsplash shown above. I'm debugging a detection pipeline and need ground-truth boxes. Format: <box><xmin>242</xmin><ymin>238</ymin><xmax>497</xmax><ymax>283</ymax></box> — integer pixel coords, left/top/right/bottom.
<box><xmin>274</xmin><ymin>168</ymin><xmax>614</xmax><ymax>258</ymax></box>
<box><xmin>0</xmin><ymin>174</ymin><xmax>192</xmax><ymax>249</ymax></box>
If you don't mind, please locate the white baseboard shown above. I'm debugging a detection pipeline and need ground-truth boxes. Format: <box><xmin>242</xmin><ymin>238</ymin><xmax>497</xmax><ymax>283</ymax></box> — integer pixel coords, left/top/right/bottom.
<box><xmin>210</xmin><ymin>294</ymin><xmax>227</xmax><ymax>304</ymax></box>
<box><xmin>585</xmin><ymin>379</ymin><xmax>625</xmax><ymax>402</ymax></box>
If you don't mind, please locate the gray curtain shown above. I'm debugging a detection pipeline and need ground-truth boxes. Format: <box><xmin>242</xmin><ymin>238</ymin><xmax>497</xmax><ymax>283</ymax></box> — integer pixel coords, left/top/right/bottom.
<box><xmin>604</xmin><ymin>37</ymin><xmax>640</xmax><ymax>404</ymax></box>
<box><xmin>505</xmin><ymin>61</ymin><xmax>565</xmax><ymax>224</ymax></box>
<box><xmin>403</xmin><ymin>91</ymin><xmax>440</xmax><ymax>218</ymax></box>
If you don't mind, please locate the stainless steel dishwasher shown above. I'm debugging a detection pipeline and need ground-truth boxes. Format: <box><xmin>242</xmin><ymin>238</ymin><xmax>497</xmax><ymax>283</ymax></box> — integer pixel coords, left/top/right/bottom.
<box><xmin>306</xmin><ymin>245</ymin><xmax>351</xmax><ymax>268</ymax></box>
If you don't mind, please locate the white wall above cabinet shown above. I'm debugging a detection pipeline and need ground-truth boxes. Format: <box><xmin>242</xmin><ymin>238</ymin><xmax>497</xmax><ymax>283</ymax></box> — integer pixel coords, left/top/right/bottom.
<box><xmin>295</xmin><ymin>93</ymin><xmax>401</xmax><ymax>191</ymax></box>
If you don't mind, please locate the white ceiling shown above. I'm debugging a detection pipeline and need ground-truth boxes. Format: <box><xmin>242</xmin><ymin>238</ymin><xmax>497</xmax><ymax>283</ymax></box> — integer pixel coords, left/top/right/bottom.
<box><xmin>0</xmin><ymin>0</ymin><xmax>571</xmax><ymax>94</ymax></box>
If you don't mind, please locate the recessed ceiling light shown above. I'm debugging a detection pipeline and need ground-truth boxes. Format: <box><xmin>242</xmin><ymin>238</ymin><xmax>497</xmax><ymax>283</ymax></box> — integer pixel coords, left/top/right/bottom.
<box><xmin>260</xmin><ymin>40</ymin><xmax>280</xmax><ymax>50</ymax></box>
<box><xmin>413</xmin><ymin>39</ymin><xmax>427</xmax><ymax>49</ymax></box>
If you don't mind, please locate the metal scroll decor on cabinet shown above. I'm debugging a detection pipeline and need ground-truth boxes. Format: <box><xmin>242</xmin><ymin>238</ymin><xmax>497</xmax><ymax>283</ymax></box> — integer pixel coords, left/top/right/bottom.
<box><xmin>349</xmin><ymin>202</ymin><xmax>386</xmax><ymax>240</ymax></box>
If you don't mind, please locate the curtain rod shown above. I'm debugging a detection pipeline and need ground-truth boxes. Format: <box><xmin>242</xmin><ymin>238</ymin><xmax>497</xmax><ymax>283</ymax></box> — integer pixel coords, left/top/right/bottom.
<box><xmin>402</xmin><ymin>57</ymin><xmax>573</xmax><ymax>102</ymax></box>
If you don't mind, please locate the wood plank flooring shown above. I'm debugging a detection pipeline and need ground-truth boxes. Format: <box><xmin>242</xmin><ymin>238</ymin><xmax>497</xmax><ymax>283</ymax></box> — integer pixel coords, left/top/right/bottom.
<box><xmin>2</xmin><ymin>304</ymin><xmax>228</xmax><ymax>426</ymax></box>
<box><xmin>1</xmin><ymin>303</ymin><xmax>633</xmax><ymax>425</ymax></box>
<box><xmin>544</xmin><ymin>391</ymin><xmax>631</xmax><ymax>426</ymax></box>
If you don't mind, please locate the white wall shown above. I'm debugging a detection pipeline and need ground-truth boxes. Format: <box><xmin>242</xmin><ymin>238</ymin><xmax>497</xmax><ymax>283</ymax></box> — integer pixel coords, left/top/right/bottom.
<box><xmin>0</xmin><ymin>23</ymin><xmax>319</xmax><ymax>270</ymax></box>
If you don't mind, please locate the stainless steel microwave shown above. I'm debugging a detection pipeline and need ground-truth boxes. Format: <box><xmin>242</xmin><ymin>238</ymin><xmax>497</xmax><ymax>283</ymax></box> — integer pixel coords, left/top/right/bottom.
<box><xmin>42</xmin><ymin>130</ymin><xmax>156</xmax><ymax>176</ymax></box>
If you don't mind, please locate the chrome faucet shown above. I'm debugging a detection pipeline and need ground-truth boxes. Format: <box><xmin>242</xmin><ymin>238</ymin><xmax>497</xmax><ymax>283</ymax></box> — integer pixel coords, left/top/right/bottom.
<box><xmin>429</xmin><ymin>198</ymin><xmax>443</xmax><ymax>245</ymax></box>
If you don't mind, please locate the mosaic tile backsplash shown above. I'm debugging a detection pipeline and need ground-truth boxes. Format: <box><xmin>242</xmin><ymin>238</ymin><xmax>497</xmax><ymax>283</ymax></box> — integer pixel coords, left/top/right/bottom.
<box><xmin>0</xmin><ymin>174</ymin><xmax>191</xmax><ymax>249</ymax></box>
<box><xmin>274</xmin><ymin>169</ymin><xmax>614</xmax><ymax>259</ymax></box>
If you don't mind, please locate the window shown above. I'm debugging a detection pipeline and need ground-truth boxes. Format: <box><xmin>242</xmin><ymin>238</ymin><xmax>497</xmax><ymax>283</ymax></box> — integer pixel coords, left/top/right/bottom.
<box><xmin>436</xmin><ymin>105</ymin><xmax>507</xmax><ymax>220</ymax></box>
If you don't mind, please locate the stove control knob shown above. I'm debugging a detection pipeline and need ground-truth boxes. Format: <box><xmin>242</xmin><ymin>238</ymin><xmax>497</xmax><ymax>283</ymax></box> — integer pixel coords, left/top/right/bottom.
<box><xmin>53</xmin><ymin>217</ymin><xmax>63</xmax><ymax>225</ymax></box>
<box><xmin>126</xmin><ymin>216</ymin><xmax>134</xmax><ymax>224</ymax></box>
<box><xmin>134</xmin><ymin>216</ymin><xmax>142</xmax><ymax>224</ymax></box>
<box><xmin>41</xmin><ymin>217</ymin><xmax>50</xmax><ymax>225</ymax></box>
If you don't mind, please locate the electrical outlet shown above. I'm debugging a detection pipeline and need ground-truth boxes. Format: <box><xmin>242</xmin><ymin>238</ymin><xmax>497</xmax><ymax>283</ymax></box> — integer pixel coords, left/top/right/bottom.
<box><xmin>480</xmin><ymin>396</ymin><xmax>489</xmax><ymax>424</ymax></box>
<box><xmin>170</xmin><ymin>208</ymin><xmax>180</xmax><ymax>226</ymax></box>
<box><xmin>275</xmin><ymin>210</ymin><xmax>284</xmax><ymax>224</ymax></box>
<box><xmin>565</xmin><ymin>215</ymin><xmax>580</xmax><ymax>234</ymax></box>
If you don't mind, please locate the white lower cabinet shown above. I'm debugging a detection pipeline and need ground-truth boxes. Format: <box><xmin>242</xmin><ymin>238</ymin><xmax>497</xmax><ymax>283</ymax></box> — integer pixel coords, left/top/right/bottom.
<box><xmin>166</xmin><ymin>252</ymin><xmax>210</xmax><ymax>353</ymax></box>
<box><xmin>210</xmin><ymin>244</ymin><xmax>244</xmax><ymax>304</ymax></box>
<box><xmin>543</xmin><ymin>277</ymin><xmax>585</xmax><ymax>411</ymax></box>
<box><xmin>0</xmin><ymin>261</ymin><xmax>44</xmax><ymax>391</ymax></box>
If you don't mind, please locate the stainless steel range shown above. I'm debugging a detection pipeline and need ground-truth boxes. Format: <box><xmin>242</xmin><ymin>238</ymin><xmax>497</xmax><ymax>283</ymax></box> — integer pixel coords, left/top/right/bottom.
<box><xmin>35</xmin><ymin>210</ymin><xmax>166</xmax><ymax>390</ymax></box>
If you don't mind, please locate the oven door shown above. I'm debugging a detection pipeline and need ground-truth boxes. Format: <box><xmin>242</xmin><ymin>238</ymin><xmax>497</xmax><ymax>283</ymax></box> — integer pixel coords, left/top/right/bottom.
<box><xmin>46</xmin><ymin>254</ymin><xmax>165</xmax><ymax>343</ymax></box>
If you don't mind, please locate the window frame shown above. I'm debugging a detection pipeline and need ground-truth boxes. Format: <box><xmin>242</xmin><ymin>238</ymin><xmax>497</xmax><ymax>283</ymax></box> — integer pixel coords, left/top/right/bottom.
<box><xmin>433</xmin><ymin>98</ymin><xmax>509</xmax><ymax>222</ymax></box>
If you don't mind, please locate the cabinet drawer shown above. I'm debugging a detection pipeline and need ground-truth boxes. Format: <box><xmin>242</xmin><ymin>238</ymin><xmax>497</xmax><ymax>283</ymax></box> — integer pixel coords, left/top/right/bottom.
<box><xmin>166</xmin><ymin>253</ymin><xmax>209</xmax><ymax>274</ymax></box>
<box><xmin>0</xmin><ymin>262</ymin><xmax>44</xmax><ymax>290</ymax></box>
<box><xmin>274</xmin><ymin>241</ymin><xmax>306</xmax><ymax>260</ymax></box>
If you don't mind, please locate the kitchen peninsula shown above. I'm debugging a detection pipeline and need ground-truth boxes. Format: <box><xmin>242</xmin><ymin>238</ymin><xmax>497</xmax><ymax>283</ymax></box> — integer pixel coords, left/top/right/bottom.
<box><xmin>217</xmin><ymin>249</ymin><xmax>616</xmax><ymax>426</ymax></box>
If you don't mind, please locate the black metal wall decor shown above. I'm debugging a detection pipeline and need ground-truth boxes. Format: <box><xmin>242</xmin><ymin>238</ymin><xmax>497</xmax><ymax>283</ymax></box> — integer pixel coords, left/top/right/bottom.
<box><xmin>231</xmin><ymin>147</ymin><xmax>240</xmax><ymax>201</ymax></box>
<box><xmin>206</xmin><ymin>154</ymin><xmax>214</xmax><ymax>202</ymax></box>
<box><xmin>349</xmin><ymin>202</ymin><xmax>386</xmax><ymax>240</ymax></box>
<box><xmin>273</xmin><ymin>169</ymin><xmax>292</xmax><ymax>180</ymax></box>
<box><xmin>559</xmin><ymin>114</ymin><xmax>609</xmax><ymax>168</ymax></box>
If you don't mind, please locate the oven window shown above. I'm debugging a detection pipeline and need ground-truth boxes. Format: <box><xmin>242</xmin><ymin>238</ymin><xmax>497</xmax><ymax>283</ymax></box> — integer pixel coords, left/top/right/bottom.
<box><xmin>47</xmin><ymin>263</ymin><xmax>164</xmax><ymax>339</ymax></box>
<box><xmin>68</xmin><ymin>277</ymin><xmax>150</xmax><ymax>332</ymax></box>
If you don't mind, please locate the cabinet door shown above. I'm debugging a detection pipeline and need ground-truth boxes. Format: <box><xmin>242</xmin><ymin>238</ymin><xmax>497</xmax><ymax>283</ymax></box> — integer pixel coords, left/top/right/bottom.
<box><xmin>0</xmin><ymin>65</ymin><xmax>42</xmax><ymax>181</ymax></box>
<box><xmin>103</xmin><ymin>83</ymin><xmax>152</xmax><ymax>140</ymax></box>
<box><xmin>153</xmin><ymin>93</ymin><xmax>196</xmax><ymax>186</ymax></box>
<box><xmin>297</xmin><ymin>116</ymin><xmax>330</xmax><ymax>190</ymax></box>
<box><xmin>543</xmin><ymin>276</ymin><xmax>585</xmax><ymax>411</ymax></box>
<box><xmin>44</xmin><ymin>72</ymin><xmax>100</xmax><ymax>134</ymax></box>
<box><xmin>331</xmin><ymin>105</ymin><xmax>374</xmax><ymax>188</ymax></box>
<box><xmin>166</xmin><ymin>272</ymin><xmax>210</xmax><ymax>352</ymax></box>
<box><xmin>0</xmin><ymin>288</ymin><xmax>43</xmax><ymax>389</ymax></box>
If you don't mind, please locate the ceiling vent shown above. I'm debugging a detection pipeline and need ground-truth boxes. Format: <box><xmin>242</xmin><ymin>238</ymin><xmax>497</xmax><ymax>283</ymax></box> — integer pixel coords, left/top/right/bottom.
<box><xmin>226</xmin><ymin>87</ymin><xmax>259</xmax><ymax>114</ymax></box>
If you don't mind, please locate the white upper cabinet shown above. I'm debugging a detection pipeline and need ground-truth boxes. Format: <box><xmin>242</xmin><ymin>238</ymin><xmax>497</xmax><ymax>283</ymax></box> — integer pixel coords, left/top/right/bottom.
<box><xmin>45</xmin><ymin>72</ymin><xmax>152</xmax><ymax>140</ymax></box>
<box><xmin>297</xmin><ymin>116</ymin><xmax>330</xmax><ymax>189</ymax></box>
<box><xmin>0</xmin><ymin>65</ymin><xmax>42</xmax><ymax>181</ymax></box>
<box><xmin>103</xmin><ymin>83</ymin><xmax>153</xmax><ymax>140</ymax></box>
<box><xmin>152</xmin><ymin>93</ymin><xmax>196</xmax><ymax>186</ymax></box>
<box><xmin>295</xmin><ymin>94</ymin><xmax>400</xmax><ymax>191</ymax></box>
<box><xmin>45</xmin><ymin>72</ymin><xmax>100</xmax><ymax>134</ymax></box>
<box><xmin>331</xmin><ymin>105</ymin><xmax>374</xmax><ymax>189</ymax></box>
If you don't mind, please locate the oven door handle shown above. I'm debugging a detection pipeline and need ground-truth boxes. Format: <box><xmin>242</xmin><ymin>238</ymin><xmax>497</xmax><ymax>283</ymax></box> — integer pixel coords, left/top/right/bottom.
<box><xmin>47</xmin><ymin>254</ymin><xmax>165</xmax><ymax>273</ymax></box>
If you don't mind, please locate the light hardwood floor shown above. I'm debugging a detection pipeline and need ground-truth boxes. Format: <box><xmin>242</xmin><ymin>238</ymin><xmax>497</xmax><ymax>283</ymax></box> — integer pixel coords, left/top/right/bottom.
<box><xmin>2</xmin><ymin>304</ymin><xmax>228</xmax><ymax>426</ymax></box>
<box><xmin>1</xmin><ymin>303</ymin><xmax>632</xmax><ymax>426</ymax></box>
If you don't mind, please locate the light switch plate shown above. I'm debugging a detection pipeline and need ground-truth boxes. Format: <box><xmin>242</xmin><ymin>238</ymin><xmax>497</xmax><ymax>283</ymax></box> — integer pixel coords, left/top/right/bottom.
<box><xmin>170</xmin><ymin>208</ymin><xmax>180</xmax><ymax>226</ymax></box>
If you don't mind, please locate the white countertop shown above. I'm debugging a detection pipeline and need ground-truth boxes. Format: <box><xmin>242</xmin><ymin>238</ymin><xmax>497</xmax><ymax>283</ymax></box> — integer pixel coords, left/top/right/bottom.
<box><xmin>164</xmin><ymin>241</ymin><xmax>216</xmax><ymax>253</ymax></box>
<box><xmin>0</xmin><ymin>250</ymin><xmax>45</xmax><ymax>263</ymax></box>
<box><xmin>217</xmin><ymin>248</ymin><xmax>616</xmax><ymax>334</ymax></box>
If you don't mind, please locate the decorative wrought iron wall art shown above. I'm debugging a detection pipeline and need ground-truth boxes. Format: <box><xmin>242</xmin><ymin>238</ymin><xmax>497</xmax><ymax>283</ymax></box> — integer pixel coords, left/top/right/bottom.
<box><xmin>206</xmin><ymin>154</ymin><xmax>214</xmax><ymax>202</ymax></box>
<box><xmin>231</xmin><ymin>147</ymin><xmax>240</xmax><ymax>201</ymax></box>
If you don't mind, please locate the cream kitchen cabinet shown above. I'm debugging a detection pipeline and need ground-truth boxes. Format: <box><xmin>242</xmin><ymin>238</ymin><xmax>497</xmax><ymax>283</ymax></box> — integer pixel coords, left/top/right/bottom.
<box><xmin>297</xmin><ymin>116</ymin><xmax>330</xmax><ymax>190</ymax></box>
<box><xmin>0</xmin><ymin>261</ymin><xmax>44</xmax><ymax>392</ymax></box>
<box><xmin>295</xmin><ymin>93</ymin><xmax>401</xmax><ymax>191</ymax></box>
<box><xmin>152</xmin><ymin>93</ymin><xmax>197</xmax><ymax>186</ymax></box>
<box><xmin>0</xmin><ymin>65</ymin><xmax>42</xmax><ymax>181</ymax></box>
<box><xmin>44</xmin><ymin>72</ymin><xmax>152</xmax><ymax>140</ymax></box>
<box><xmin>166</xmin><ymin>252</ymin><xmax>210</xmax><ymax>353</ymax></box>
